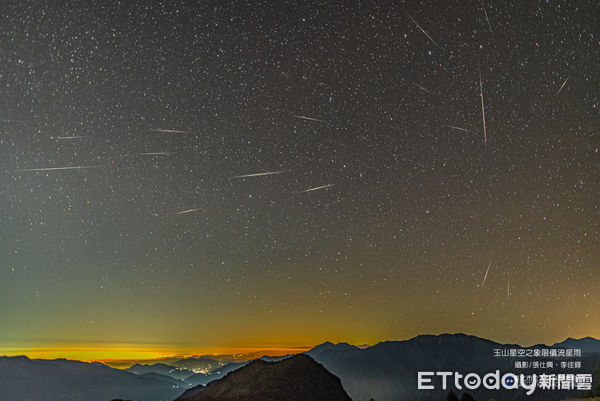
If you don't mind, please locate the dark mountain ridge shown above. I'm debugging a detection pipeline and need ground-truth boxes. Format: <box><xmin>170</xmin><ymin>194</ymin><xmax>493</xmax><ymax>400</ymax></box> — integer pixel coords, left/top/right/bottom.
<box><xmin>126</xmin><ymin>362</ymin><xmax>195</xmax><ymax>380</ymax></box>
<box><xmin>307</xmin><ymin>333</ymin><xmax>600</xmax><ymax>401</ymax></box>
<box><xmin>0</xmin><ymin>355</ymin><xmax>185</xmax><ymax>401</ymax></box>
<box><xmin>174</xmin><ymin>353</ymin><xmax>352</xmax><ymax>401</ymax></box>
<box><xmin>554</xmin><ymin>337</ymin><xmax>600</xmax><ymax>353</ymax></box>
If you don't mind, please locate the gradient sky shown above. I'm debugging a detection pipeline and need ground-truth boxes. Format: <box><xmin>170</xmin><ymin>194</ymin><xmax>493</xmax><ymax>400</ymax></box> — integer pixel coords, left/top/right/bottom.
<box><xmin>1</xmin><ymin>0</ymin><xmax>598</xmax><ymax>360</ymax></box>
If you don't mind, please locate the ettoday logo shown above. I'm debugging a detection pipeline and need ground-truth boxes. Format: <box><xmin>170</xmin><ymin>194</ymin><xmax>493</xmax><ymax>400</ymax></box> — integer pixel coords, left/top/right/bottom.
<box><xmin>418</xmin><ymin>371</ymin><xmax>538</xmax><ymax>395</ymax></box>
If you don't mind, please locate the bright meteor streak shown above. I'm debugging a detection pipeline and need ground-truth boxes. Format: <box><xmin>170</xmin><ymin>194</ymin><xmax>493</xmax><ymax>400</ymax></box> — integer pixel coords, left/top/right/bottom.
<box><xmin>176</xmin><ymin>208</ymin><xmax>202</xmax><ymax>215</ymax></box>
<box><xmin>556</xmin><ymin>77</ymin><xmax>569</xmax><ymax>95</ymax></box>
<box><xmin>479</xmin><ymin>62</ymin><xmax>488</xmax><ymax>147</ymax></box>
<box><xmin>229</xmin><ymin>170</ymin><xmax>289</xmax><ymax>179</ymax></box>
<box><xmin>408</xmin><ymin>15</ymin><xmax>441</xmax><ymax>50</ymax></box>
<box><xmin>13</xmin><ymin>165</ymin><xmax>102</xmax><ymax>172</ymax></box>
<box><xmin>150</xmin><ymin>129</ymin><xmax>190</xmax><ymax>133</ymax></box>
<box><xmin>480</xmin><ymin>261</ymin><xmax>491</xmax><ymax>288</ymax></box>
<box><xmin>291</xmin><ymin>115</ymin><xmax>325</xmax><ymax>123</ymax></box>
<box><xmin>298</xmin><ymin>184</ymin><xmax>334</xmax><ymax>193</ymax></box>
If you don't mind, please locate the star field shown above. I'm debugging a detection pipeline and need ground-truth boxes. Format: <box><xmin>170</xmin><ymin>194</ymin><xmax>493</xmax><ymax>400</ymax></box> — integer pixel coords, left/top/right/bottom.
<box><xmin>0</xmin><ymin>0</ymin><xmax>598</xmax><ymax>358</ymax></box>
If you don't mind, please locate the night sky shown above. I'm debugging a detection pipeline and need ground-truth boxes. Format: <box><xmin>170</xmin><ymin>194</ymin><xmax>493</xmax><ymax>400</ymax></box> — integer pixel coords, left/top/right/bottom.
<box><xmin>1</xmin><ymin>0</ymin><xmax>598</xmax><ymax>360</ymax></box>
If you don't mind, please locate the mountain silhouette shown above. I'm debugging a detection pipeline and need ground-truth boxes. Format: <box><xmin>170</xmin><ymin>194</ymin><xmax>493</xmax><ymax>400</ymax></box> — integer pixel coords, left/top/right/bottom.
<box><xmin>553</xmin><ymin>337</ymin><xmax>600</xmax><ymax>353</ymax></box>
<box><xmin>174</xmin><ymin>353</ymin><xmax>352</xmax><ymax>401</ymax></box>
<box><xmin>306</xmin><ymin>333</ymin><xmax>600</xmax><ymax>401</ymax></box>
<box><xmin>0</xmin><ymin>356</ymin><xmax>185</xmax><ymax>401</ymax></box>
<box><xmin>305</xmin><ymin>342</ymin><xmax>359</xmax><ymax>359</ymax></box>
<box><xmin>183</xmin><ymin>356</ymin><xmax>291</xmax><ymax>386</ymax></box>
<box><xmin>126</xmin><ymin>362</ymin><xmax>195</xmax><ymax>380</ymax></box>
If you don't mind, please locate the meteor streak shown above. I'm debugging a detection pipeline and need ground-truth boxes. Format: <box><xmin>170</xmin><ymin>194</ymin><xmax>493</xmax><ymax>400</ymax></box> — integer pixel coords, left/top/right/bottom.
<box><xmin>291</xmin><ymin>115</ymin><xmax>325</xmax><ymax>123</ymax></box>
<box><xmin>139</xmin><ymin>152</ymin><xmax>173</xmax><ymax>155</ymax></box>
<box><xmin>479</xmin><ymin>62</ymin><xmax>488</xmax><ymax>146</ymax></box>
<box><xmin>556</xmin><ymin>77</ymin><xmax>569</xmax><ymax>95</ymax></box>
<box><xmin>151</xmin><ymin>129</ymin><xmax>190</xmax><ymax>133</ymax></box>
<box><xmin>176</xmin><ymin>208</ymin><xmax>202</xmax><ymax>215</ymax></box>
<box><xmin>480</xmin><ymin>261</ymin><xmax>491</xmax><ymax>288</ymax></box>
<box><xmin>444</xmin><ymin>125</ymin><xmax>473</xmax><ymax>133</ymax></box>
<box><xmin>56</xmin><ymin>136</ymin><xmax>87</xmax><ymax>140</ymax></box>
<box><xmin>480</xmin><ymin>1</ymin><xmax>493</xmax><ymax>33</ymax></box>
<box><xmin>229</xmin><ymin>170</ymin><xmax>289</xmax><ymax>179</ymax></box>
<box><xmin>298</xmin><ymin>184</ymin><xmax>334</xmax><ymax>193</ymax></box>
<box><xmin>414</xmin><ymin>83</ymin><xmax>433</xmax><ymax>94</ymax></box>
<box><xmin>408</xmin><ymin>15</ymin><xmax>441</xmax><ymax>49</ymax></box>
<box><xmin>13</xmin><ymin>165</ymin><xmax>102</xmax><ymax>172</ymax></box>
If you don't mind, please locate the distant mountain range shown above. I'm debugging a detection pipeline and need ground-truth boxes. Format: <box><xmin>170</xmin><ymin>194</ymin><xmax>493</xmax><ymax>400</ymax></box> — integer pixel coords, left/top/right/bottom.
<box><xmin>306</xmin><ymin>334</ymin><xmax>600</xmax><ymax>401</ymax></box>
<box><xmin>126</xmin><ymin>362</ymin><xmax>196</xmax><ymax>381</ymax></box>
<box><xmin>174</xmin><ymin>353</ymin><xmax>352</xmax><ymax>401</ymax></box>
<box><xmin>554</xmin><ymin>337</ymin><xmax>600</xmax><ymax>354</ymax></box>
<box><xmin>103</xmin><ymin>356</ymin><xmax>224</xmax><ymax>372</ymax></box>
<box><xmin>305</xmin><ymin>341</ymin><xmax>360</xmax><ymax>358</ymax></box>
<box><xmin>1</xmin><ymin>334</ymin><xmax>598</xmax><ymax>401</ymax></box>
<box><xmin>0</xmin><ymin>355</ymin><xmax>185</xmax><ymax>401</ymax></box>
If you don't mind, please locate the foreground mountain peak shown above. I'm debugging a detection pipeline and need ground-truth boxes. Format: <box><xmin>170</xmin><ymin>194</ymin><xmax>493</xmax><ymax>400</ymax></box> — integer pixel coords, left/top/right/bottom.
<box><xmin>175</xmin><ymin>353</ymin><xmax>352</xmax><ymax>401</ymax></box>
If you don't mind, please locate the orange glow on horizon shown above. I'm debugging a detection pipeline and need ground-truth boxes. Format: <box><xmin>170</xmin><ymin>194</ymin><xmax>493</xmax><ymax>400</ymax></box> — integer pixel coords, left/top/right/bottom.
<box><xmin>0</xmin><ymin>344</ymin><xmax>312</xmax><ymax>363</ymax></box>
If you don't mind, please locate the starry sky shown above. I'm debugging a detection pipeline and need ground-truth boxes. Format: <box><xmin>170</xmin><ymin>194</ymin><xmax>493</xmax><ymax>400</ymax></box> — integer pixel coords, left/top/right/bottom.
<box><xmin>1</xmin><ymin>0</ymin><xmax>598</xmax><ymax>360</ymax></box>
